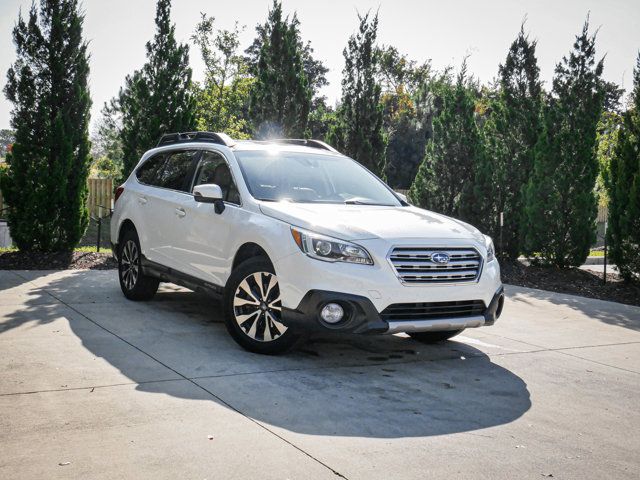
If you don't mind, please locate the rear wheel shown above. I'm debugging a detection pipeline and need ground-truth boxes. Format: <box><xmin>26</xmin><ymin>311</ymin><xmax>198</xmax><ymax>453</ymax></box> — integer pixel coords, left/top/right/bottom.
<box><xmin>118</xmin><ymin>229</ymin><xmax>159</xmax><ymax>301</ymax></box>
<box><xmin>408</xmin><ymin>330</ymin><xmax>463</xmax><ymax>344</ymax></box>
<box><xmin>223</xmin><ymin>257</ymin><xmax>299</xmax><ymax>354</ymax></box>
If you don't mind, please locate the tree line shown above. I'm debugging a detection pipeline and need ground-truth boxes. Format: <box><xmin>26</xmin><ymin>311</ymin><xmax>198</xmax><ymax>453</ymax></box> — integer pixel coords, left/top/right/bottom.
<box><xmin>1</xmin><ymin>0</ymin><xmax>639</xmax><ymax>282</ymax></box>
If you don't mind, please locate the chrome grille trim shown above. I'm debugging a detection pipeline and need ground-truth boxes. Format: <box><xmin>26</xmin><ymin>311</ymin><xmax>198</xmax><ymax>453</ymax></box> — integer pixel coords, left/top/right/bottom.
<box><xmin>387</xmin><ymin>246</ymin><xmax>483</xmax><ymax>285</ymax></box>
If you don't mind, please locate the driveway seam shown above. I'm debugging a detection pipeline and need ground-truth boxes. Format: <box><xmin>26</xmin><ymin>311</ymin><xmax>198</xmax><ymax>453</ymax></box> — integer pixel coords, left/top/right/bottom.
<box><xmin>0</xmin><ymin>377</ymin><xmax>185</xmax><ymax>397</ymax></box>
<box><xmin>479</xmin><ymin>331</ymin><xmax>640</xmax><ymax>375</ymax></box>
<box><xmin>12</xmin><ymin>271</ymin><xmax>349</xmax><ymax>480</ymax></box>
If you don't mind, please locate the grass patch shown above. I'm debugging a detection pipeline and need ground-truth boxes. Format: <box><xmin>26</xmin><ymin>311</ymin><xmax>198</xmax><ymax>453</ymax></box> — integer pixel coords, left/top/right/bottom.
<box><xmin>75</xmin><ymin>245</ymin><xmax>112</xmax><ymax>254</ymax></box>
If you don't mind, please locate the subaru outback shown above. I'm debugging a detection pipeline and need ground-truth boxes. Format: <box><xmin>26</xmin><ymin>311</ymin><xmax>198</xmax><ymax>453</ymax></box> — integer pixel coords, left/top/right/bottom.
<box><xmin>111</xmin><ymin>132</ymin><xmax>504</xmax><ymax>354</ymax></box>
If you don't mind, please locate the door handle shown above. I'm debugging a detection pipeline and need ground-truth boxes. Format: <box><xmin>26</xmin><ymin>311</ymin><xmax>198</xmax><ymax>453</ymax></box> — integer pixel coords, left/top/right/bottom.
<box><xmin>175</xmin><ymin>207</ymin><xmax>186</xmax><ymax>218</ymax></box>
<box><xmin>138</xmin><ymin>196</ymin><xmax>147</xmax><ymax>205</ymax></box>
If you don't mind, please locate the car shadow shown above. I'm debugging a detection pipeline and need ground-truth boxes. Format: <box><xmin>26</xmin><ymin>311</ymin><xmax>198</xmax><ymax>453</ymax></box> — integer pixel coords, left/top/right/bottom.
<box><xmin>2</xmin><ymin>269</ymin><xmax>532</xmax><ymax>438</ymax></box>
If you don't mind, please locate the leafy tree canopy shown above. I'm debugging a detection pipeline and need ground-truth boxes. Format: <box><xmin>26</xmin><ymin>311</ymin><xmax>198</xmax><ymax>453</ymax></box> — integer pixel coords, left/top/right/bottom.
<box><xmin>191</xmin><ymin>13</ymin><xmax>253</xmax><ymax>138</ymax></box>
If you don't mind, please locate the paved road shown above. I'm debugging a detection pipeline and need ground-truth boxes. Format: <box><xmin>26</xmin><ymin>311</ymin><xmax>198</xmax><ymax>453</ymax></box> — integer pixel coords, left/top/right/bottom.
<box><xmin>580</xmin><ymin>264</ymin><xmax>619</xmax><ymax>274</ymax></box>
<box><xmin>1</xmin><ymin>270</ymin><xmax>639</xmax><ymax>480</ymax></box>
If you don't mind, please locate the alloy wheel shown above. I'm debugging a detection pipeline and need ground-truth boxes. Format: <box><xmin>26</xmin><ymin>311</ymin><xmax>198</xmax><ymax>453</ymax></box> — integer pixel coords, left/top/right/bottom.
<box><xmin>233</xmin><ymin>272</ymin><xmax>287</xmax><ymax>342</ymax></box>
<box><xmin>121</xmin><ymin>240</ymin><xmax>139</xmax><ymax>290</ymax></box>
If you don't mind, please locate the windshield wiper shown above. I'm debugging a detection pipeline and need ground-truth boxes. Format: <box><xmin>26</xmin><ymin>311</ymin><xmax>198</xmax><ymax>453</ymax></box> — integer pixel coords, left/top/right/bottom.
<box><xmin>344</xmin><ymin>199</ymin><xmax>393</xmax><ymax>206</ymax></box>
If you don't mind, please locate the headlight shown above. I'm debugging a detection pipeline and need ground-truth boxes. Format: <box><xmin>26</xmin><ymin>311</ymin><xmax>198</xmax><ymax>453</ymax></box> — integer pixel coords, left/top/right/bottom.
<box><xmin>290</xmin><ymin>227</ymin><xmax>373</xmax><ymax>265</ymax></box>
<box><xmin>484</xmin><ymin>235</ymin><xmax>495</xmax><ymax>262</ymax></box>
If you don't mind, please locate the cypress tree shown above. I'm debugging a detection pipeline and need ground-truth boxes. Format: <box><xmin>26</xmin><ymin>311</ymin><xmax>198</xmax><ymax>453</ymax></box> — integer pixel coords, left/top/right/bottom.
<box><xmin>245</xmin><ymin>12</ymin><xmax>328</xmax><ymax>101</ymax></box>
<box><xmin>118</xmin><ymin>0</ymin><xmax>196</xmax><ymax>178</ymax></box>
<box><xmin>478</xmin><ymin>25</ymin><xmax>542</xmax><ymax>258</ymax></box>
<box><xmin>607</xmin><ymin>53</ymin><xmax>640</xmax><ymax>281</ymax></box>
<box><xmin>410</xmin><ymin>64</ymin><xmax>484</xmax><ymax>221</ymax></box>
<box><xmin>327</xmin><ymin>12</ymin><xmax>386</xmax><ymax>176</ymax></box>
<box><xmin>0</xmin><ymin>0</ymin><xmax>91</xmax><ymax>251</ymax></box>
<box><xmin>248</xmin><ymin>0</ymin><xmax>311</xmax><ymax>138</ymax></box>
<box><xmin>523</xmin><ymin>19</ymin><xmax>605</xmax><ymax>267</ymax></box>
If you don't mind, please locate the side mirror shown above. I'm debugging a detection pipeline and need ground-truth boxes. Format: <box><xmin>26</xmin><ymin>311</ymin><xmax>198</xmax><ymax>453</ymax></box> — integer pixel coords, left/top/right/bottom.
<box><xmin>193</xmin><ymin>184</ymin><xmax>225</xmax><ymax>214</ymax></box>
<box><xmin>395</xmin><ymin>192</ymin><xmax>409</xmax><ymax>204</ymax></box>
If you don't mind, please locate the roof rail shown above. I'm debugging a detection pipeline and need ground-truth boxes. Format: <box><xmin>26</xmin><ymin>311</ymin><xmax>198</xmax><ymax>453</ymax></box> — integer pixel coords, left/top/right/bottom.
<box><xmin>269</xmin><ymin>139</ymin><xmax>340</xmax><ymax>154</ymax></box>
<box><xmin>156</xmin><ymin>131</ymin><xmax>236</xmax><ymax>148</ymax></box>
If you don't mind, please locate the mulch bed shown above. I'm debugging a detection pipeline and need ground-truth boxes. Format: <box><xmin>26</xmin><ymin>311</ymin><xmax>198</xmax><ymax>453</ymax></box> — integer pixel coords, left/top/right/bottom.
<box><xmin>501</xmin><ymin>260</ymin><xmax>640</xmax><ymax>307</ymax></box>
<box><xmin>0</xmin><ymin>250</ymin><xmax>116</xmax><ymax>270</ymax></box>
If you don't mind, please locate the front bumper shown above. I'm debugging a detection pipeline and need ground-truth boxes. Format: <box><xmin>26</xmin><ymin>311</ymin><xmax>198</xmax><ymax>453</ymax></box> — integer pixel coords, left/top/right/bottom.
<box><xmin>275</xmin><ymin>243</ymin><xmax>502</xmax><ymax>314</ymax></box>
<box><xmin>281</xmin><ymin>285</ymin><xmax>504</xmax><ymax>335</ymax></box>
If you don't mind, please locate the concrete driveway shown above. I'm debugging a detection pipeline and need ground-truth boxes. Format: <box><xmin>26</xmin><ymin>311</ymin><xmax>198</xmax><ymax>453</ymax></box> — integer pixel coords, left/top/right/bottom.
<box><xmin>1</xmin><ymin>269</ymin><xmax>639</xmax><ymax>480</ymax></box>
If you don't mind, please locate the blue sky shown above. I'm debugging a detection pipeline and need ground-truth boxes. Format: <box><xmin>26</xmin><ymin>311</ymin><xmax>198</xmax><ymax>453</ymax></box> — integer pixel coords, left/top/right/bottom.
<box><xmin>1</xmin><ymin>0</ymin><xmax>639</xmax><ymax>130</ymax></box>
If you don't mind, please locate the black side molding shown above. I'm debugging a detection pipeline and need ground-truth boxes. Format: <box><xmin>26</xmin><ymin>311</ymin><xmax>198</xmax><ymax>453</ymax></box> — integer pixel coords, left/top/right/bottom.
<box><xmin>140</xmin><ymin>256</ymin><xmax>224</xmax><ymax>297</ymax></box>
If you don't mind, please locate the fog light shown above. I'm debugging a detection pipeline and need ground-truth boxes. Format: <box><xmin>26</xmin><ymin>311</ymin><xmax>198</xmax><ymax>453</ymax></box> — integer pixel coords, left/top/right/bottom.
<box><xmin>320</xmin><ymin>303</ymin><xmax>344</xmax><ymax>324</ymax></box>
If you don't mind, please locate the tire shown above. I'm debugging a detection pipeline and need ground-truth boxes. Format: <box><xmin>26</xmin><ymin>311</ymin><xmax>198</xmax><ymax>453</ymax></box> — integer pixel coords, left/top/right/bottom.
<box><xmin>408</xmin><ymin>329</ymin><xmax>463</xmax><ymax>344</ymax></box>
<box><xmin>118</xmin><ymin>229</ymin><xmax>159</xmax><ymax>301</ymax></box>
<box><xmin>223</xmin><ymin>257</ymin><xmax>299</xmax><ymax>354</ymax></box>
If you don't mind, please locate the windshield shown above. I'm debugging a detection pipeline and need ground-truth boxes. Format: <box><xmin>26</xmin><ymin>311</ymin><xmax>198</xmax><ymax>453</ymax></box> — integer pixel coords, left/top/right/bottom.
<box><xmin>235</xmin><ymin>151</ymin><xmax>402</xmax><ymax>206</ymax></box>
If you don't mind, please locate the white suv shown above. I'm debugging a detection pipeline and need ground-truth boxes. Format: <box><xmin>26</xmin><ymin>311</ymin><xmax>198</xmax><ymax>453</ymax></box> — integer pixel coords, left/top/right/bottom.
<box><xmin>111</xmin><ymin>132</ymin><xmax>504</xmax><ymax>354</ymax></box>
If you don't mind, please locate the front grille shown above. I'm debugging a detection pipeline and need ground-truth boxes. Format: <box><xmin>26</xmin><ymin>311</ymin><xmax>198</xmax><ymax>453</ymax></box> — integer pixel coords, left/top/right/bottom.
<box><xmin>388</xmin><ymin>246</ymin><xmax>482</xmax><ymax>284</ymax></box>
<box><xmin>380</xmin><ymin>300</ymin><xmax>486</xmax><ymax>322</ymax></box>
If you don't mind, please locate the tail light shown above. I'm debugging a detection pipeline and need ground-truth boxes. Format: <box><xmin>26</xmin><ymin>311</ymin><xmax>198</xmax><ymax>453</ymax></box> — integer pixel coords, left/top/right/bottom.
<box><xmin>114</xmin><ymin>186</ymin><xmax>125</xmax><ymax>204</ymax></box>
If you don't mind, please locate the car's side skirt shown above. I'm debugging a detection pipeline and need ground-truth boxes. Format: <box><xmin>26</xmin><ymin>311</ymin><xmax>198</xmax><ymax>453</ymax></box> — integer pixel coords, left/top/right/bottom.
<box><xmin>140</xmin><ymin>256</ymin><xmax>224</xmax><ymax>298</ymax></box>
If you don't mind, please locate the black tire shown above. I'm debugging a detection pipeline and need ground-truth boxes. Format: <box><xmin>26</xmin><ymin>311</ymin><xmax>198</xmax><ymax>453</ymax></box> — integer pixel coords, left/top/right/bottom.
<box><xmin>118</xmin><ymin>228</ymin><xmax>159</xmax><ymax>301</ymax></box>
<box><xmin>408</xmin><ymin>329</ymin><xmax>463</xmax><ymax>344</ymax></box>
<box><xmin>223</xmin><ymin>257</ymin><xmax>299</xmax><ymax>354</ymax></box>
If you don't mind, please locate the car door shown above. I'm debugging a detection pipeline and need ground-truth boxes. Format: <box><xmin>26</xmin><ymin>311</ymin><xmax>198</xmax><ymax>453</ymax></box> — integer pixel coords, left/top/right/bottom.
<box><xmin>173</xmin><ymin>149</ymin><xmax>246</xmax><ymax>285</ymax></box>
<box><xmin>142</xmin><ymin>149</ymin><xmax>200</xmax><ymax>272</ymax></box>
<box><xmin>133</xmin><ymin>151</ymin><xmax>170</xmax><ymax>262</ymax></box>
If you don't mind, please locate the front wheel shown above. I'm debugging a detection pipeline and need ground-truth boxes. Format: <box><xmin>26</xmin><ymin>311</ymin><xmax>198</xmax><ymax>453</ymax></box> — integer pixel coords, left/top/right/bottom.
<box><xmin>408</xmin><ymin>330</ymin><xmax>463</xmax><ymax>344</ymax></box>
<box><xmin>223</xmin><ymin>257</ymin><xmax>299</xmax><ymax>354</ymax></box>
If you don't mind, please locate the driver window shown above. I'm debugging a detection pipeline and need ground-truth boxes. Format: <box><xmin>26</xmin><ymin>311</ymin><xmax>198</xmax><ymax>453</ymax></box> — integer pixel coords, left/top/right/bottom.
<box><xmin>193</xmin><ymin>151</ymin><xmax>241</xmax><ymax>205</ymax></box>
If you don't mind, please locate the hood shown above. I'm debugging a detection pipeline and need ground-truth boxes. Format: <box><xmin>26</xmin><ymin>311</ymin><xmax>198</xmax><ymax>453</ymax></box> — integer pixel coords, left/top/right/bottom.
<box><xmin>259</xmin><ymin>202</ymin><xmax>485</xmax><ymax>242</ymax></box>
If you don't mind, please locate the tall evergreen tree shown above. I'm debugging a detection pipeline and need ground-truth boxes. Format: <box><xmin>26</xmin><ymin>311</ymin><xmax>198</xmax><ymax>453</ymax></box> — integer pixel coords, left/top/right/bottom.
<box><xmin>118</xmin><ymin>0</ymin><xmax>196</xmax><ymax>178</ymax></box>
<box><xmin>327</xmin><ymin>12</ymin><xmax>386</xmax><ymax>176</ymax></box>
<box><xmin>0</xmin><ymin>0</ymin><xmax>91</xmax><ymax>251</ymax></box>
<box><xmin>523</xmin><ymin>19</ymin><xmax>605</xmax><ymax>267</ymax></box>
<box><xmin>477</xmin><ymin>25</ymin><xmax>543</xmax><ymax>259</ymax></box>
<box><xmin>607</xmin><ymin>53</ymin><xmax>640</xmax><ymax>281</ymax></box>
<box><xmin>248</xmin><ymin>0</ymin><xmax>311</xmax><ymax>138</ymax></box>
<box><xmin>245</xmin><ymin>11</ymin><xmax>328</xmax><ymax>100</ymax></box>
<box><xmin>410</xmin><ymin>63</ymin><xmax>484</xmax><ymax>221</ymax></box>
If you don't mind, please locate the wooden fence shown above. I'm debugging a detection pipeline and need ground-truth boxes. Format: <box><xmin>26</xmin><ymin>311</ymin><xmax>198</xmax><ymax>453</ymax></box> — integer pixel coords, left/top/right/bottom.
<box><xmin>0</xmin><ymin>177</ymin><xmax>113</xmax><ymax>219</ymax></box>
<box><xmin>87</xmin><ymin>178</ymin><xmax>113</xmax><ymax>218</ymax></box>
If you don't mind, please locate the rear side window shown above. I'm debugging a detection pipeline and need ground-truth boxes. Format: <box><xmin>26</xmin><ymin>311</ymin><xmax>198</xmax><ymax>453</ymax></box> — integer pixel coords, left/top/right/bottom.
<box><xmin>136</xmin><ymin>150</ymin><xmax>198</xmax><ymax>192</ymax></box>
<box><xmin>136</xmin><ymin>153</ymin><xmax>166</xmax><ymax>186</ymax></box>
<box><xmin>156</xmin><ymin>151</ymin><xmax>198</xmax><ymax>191</ymax></box>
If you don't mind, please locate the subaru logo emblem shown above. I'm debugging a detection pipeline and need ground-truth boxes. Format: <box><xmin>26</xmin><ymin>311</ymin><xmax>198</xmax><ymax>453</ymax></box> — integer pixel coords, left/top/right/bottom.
<box><xmin>431</xmin><ymin>252</ymin><xmax>450</xmax><ymax>264</ymax></box>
